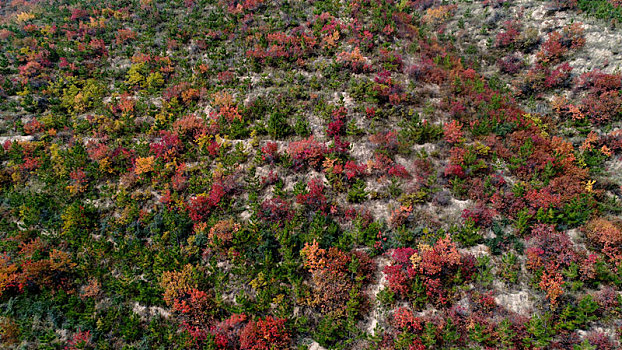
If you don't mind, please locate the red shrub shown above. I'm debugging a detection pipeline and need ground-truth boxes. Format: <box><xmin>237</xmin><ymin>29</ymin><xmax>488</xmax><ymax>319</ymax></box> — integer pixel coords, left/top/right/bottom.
<box><xmin>173</xmin><ymin>115</ymin><xmax>208</xmax><ymax>141</ymax></box>
<box><xmin>219</xmin><ymin>105</ymin><xmax>242</xmax><ymax>123</ymax></box>
<box><xmin>539</xmin><ymin>267</ymin><xmax>564</xmax><ymax>305</ymax></box>
<box><xmin>392</xmin><ymin>247</ymin><xmax>417</xmax><ymax>265</ymax></box>
<box><xmin>150</xmin><ymin>131</ymin><xmax>182</xmax><ymax>161</ymax></box>
<box><xmin>388</xmin><ymin>164</ymin><xmax>410</xmax><ymax>179</ymax></box>
<box><xmin>239</xmin><ymin>316</ymin><xmax>290</xmax><ymax>350</ymax></box>
<box><xmin>163</xmin><ymin>82</ymin><xmax>200</xmax><ymax>105</ymax></box>
<box><xmin>209</xmin><ymin>314</ymin><xmax>247</xmax><ymax>349</ymax></box>
<box><xmin>217</xmin><ymin>70</ymin><xmax>234</xmax><ymax>84</ymax></box>
<box><xmin>406</xmin><ymin>58</ymin><xmax>447</xmax><ymax>84</ymax></box>
<box><xmin>584</xmin><ymin>218</ymin><xmax>622</xmax><ymax>266</ymax></box>
<box><xmin>68</xmin><ymin>168</ymin><xmax>88</xmax><ymax>194</ymax></box>
<box><xmin>260</xmin><ymin>142</ymin><xmax>278</xmax><ymax>163</ymax></box>
<box><xmin>524</xmin><ymin>186</ymin><xmax>562</xmax><ymax>211</ymax></box>
<box><xmin>586</xmin><ymin>332</ymin><xmax>616</xmax><ymax>350</ymax></box>
<box><xmin>186</xmin><ymin>182</ymin><xmax>226</xmax><ymax>222</ymax></box>
<box><xmin>88</xmin><ymin>38</ymin><xmax>108</xmax><ymax>58</ymax></box>
<box><xmin>551</xmin><ymin>0</ymin><xmax>578</xmax><ymax>9</ymax></box>
<box><xmin>443</xmin><ymin>120</ymin><xmax>463</xmax><ymax>144</ymax></box>
<box><xmin>383</xmin><ymin>236</ymin><xmax>471</xmax><ymax>305</ymax></box>
<box><xmin>287</xmin><ymin>136</ymin><xmax>327</xmax><ymax>169</ymax></box>
<box><xmin>576</xmin><ymin>70</ymin><xmax>622</xmax><ymax>93</ymax></box>
<box><xmin>384</xmin><ymin>263</ymin><xmax>410</xmax><ymax>296</ymax></box>
<box><xmin>581</xmin><ymin>90</ymin><xmax>622</xmax><ymax>124</ymax></box>
<box><xmin>343</xmin><ymin>161</ymin><xmax>367</xmax><ymax>180</ymax></box>
<box><xmin>207</xmin><ymin>220</ymin><xmax>239</xmax><ymax>247</ymax></box>
<box><xmin>337</xmin><ymin>47</ymin><xmax>371</xmax><ymax>72</ymax></box>
<box><xmin>379</xmin><ymin>48</ymin><xmax>403</xmax><ymax>71</ymax></box>
<box><xmin>301</xmin><ymin>240</ymin><xmax>374</xmax><ymax>313</ymax></box>
<box><xmin>519</xmin><ymin>62</ymin><xmax>572</xmax><ymax>94</ymax></box>
<box><xmin>537</xmin><ymin>23</ymin><xmax>585</xmax><ymax>64</ymax></box>
<box><xmin>461</xmin><ymin>203</ymin><xmax>494</xmax><ymax>227</ymax></box>
<box><xmin>173</xmin><ymin>288</ymin><xmax>214</xmax><ymax>346</ymax></box>
<box><xmin>327</xmin><ymin>107</ymin><xmax>348</xmax><ymax>138</ymax></box>
<box><xmin>18</xmin><ymin>61</ymin><xmax>42</xmax><ymax>81</ymax></box>
<box><xmin>65</xmin><ymin>329</ymin><xmax>92</xmax><ymax>350</ymax></box>
<box><xmin>392</xmin><ymin>307</ymin><xmax>423</xmax><ymax>332</ymax></box>
<box><xmin>115</xmin><ymin>29</ymin><xmax>137</xmax><ymax>45</ymax></box>
<box><xmin>172</xmin><ymin>163</ymin><xmax>188</xmax><ymax>191</ymax></box>
<box><xmin>593</xmin><ymin>286</ymin><xmax>620</xmax><ymax>312</ymax></box>
<box><xmin>498</xmin><ymin>54</ymin><xmax>524</xmax><ymax>75</ymax></box>
<box><xmin>70</xmin><ymin>8</ymin><xmax>89</xmax><ymax>21</ymax></box>
<box><xmin>369</xmin><ymin>131</ymin><xmax>399</xmax><ymax>152</ymax></box>
<box><xmin>23</xmin><ymin>119</ymin><xmax>43</xmax><ymax>135</ymax></box>
<box><xmin>373</xmin><ymin>70</ymin><xmax>406</xmax><ymax>104</ymax></box>
<box><xmin>296</xmin><ymin>178</ymin><xmax>328</xmax><ymax>213</ymax></box>
<box><xmin>496</xmin><ymin>20</ymin><xmax>521</xmax><ymax>48</ymax></box>
<box><xmin>544</xmin><ymin>63</ymin><xmax>573</xmax><ymax>88</ymax></box>
<box><xmin>257</xmin><ymin>197</ymin><xmax>294</xmax><ymax>225</ymax></box>
<box><xmin>526</xmin><ymin>224</ymin><xmax>577</xmax><ymax>269</ymax></box>
<box><xmin>444</xmin><ymin>163</ymin><xmax>465</xmax><ymax>178</ymax></box>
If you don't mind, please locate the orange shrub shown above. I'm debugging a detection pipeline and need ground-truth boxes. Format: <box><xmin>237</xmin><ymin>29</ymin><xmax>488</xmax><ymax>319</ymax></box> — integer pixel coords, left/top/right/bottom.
<box><xmin>585</xmin><ymin>218</ymin><xmax>622</xmax><ymax>266</ymax></box>
<box><xmin>159</xmin><ymin>264</ymin><xmax>196</xmax><ymax>306</ymax></box>
<box><xmin>208</xmin><ymin>219</ymin><xmax>240</xmax><ymax>246</ymax></box>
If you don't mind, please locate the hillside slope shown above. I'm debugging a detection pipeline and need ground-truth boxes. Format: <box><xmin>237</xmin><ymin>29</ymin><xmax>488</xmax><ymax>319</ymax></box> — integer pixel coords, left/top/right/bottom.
<box><xmin>1</xmin><ymin>0</ymin><xmax>622</xmax><ymax>349</ymax></box>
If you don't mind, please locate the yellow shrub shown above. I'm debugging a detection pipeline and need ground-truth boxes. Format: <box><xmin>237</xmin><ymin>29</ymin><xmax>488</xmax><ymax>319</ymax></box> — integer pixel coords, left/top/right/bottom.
<box><xmin>61</xmin><ymin>79</ymin><xmax>104</xmax><ymax>115</ymax></box>
<box><xmin>16</xmin><ymin>12</ymin><xmax>35</xmax><ymax>23</ymax></box>
<box><xmin>159</xmin><ymin>264</ymin><xmax>196</xmax><ymax>305</ymax></box>
<box><xmin>146</xmin><ymin>72</ymin><xmax>165</xmax><ymax>89</ymax></box>
<box><xmin>135</xmin><ymin>156</ymin><xmax>155</xmax><ymax>175</ymax></box>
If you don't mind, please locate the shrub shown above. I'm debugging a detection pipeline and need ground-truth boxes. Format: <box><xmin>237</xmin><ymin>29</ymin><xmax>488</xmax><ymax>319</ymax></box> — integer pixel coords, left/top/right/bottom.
<box><xmin>585</xmin><ymin>331</ymin><xmax>616</xmax><ymax>350</ymax></box>
<box><xmin>343</xmin><ymin>161</ymin><xmax>367</xmax><ymax>181</ymax></box>
<box><xmin>576</xmin><ymin>70</ymin><xmax>622</xmax><ymax>93</ymax></box>
<box><xmin>369</xmin><ymin>131</ymin><xmax>399</xmax><ymax>152</ymax></box>
<box><xmin>267</xmin><ymin>109</ymin><xmax>291</xmax><ymax>139</ymax></box>
<box><xmin>383</xmin><ymin>236</ymin><xmax>473</xmax><ymax>306</ymax></box>
<box><xmin>526</xmin><ymin>224</ymin><xmax>577</xmax><ymax>269</ymax></box>
<box><xmin>257</xmin><ymin>197</ymin><xmax>294</xmax><ymax>226</ymax></box>
<box><xmin>115</xmin><ymin>29</ymin><xmax>137</xmax><ymax>45</ymax></box>
<box><xmin>337</xmin><ymin>47</ymin><xmax>370</xmax><ymax>72</ymax></box>
<box><xmin>60</xmin><ymin>79</ymin><xmax>105</xmax><ymax>115</ymax></box>
<box><xmin>173</xmin><ymin>115</ymin><xmax>208</xmax><ymax>141</ymax></box>
<box><xmin>260</xmin><ymin>142</ymin><xmax>279</xmax><ymax>163</ymax></box>
<box><xmin>65</xmin><ymin>329</ymin><xmax>93</xmax><ymax>350</ymax></box>
<box><xmin>373</xmin><ymin>70</ymin><xmax>406</xmax><ymax>104</ymax></box>
<box><xmin>296</xmin><ymin>178</ymin><xmax>328</xmax><ymax>213</ymax></box>
<box><xmin>556</xmin><ymin>295</ymin><xmax>599</xmax><ymax>331</ymax></box>
<box><xmin>301</xmin><ymin>240</ymin><xmax>374</xmax><ymax>314</ymax></box>
<box><xmin>539</xmin><ymin>268</ymin><xmax>564</xmax><ymax>305</ymax></box>
<box><xmin>239</xmin><ymin>316</ymin><xmax>290</xmax><ymax>350</ymax></box>
<box><xmin>496</xmin><ymin>20</ymin><xmax>522</xmax><ymax>48</ymax></box>
<box><xmin>186</xmin><ymin>182</ymin><xmax>226</xmax><ymax>222</ymax></box>
<box><xmin>461</xmin><ymin>203</ymin><xmax>495</xmax><ymax>228</ymax></box>
<box><xmin>173</xmin><ymin>288</ymin><xmax>214</xmax><ymax>345</ymax></box>
<box><xmin>159</xmin><ymin>264</ymin><xmax>197</xmax><ymax>306</ymax></box>
<box><xmin>0</xmin><ymin>240</ymin><xmax>76</xmax><ymax>299</ymax></box>
<box><xmin>581</xmin><ymin>90</ymin><xmax>622</xmax><ymax>124</ymax></box>
<box><xmin>134</xmin><ymin>156</ymin><xmax>155</xmax><ymax>176</ymax></box>
<box><xmin>443</xmin><ymin>120</ymin><xmax>463</xmax><ymax>144</ymax></box>
<box><xmin>584</xmin><ymin>218</ymin><xmax>622</xmax><ymax>266</ymax></box>
<box><xmin>544</xmin><ymin>63</ymin><xmax>573</xmax><ymax>88</ymax></box>
<box><xmin>498</xmin><ymin>54</ymin><xmax>525</xmax><ymax>75</ymax></box>
<box><xmin>347</xmin><ymin>179</ymin><xmax>367</xmax><ymax>203</ymax></box>
<box><xmin>287</xmin><ymin>136</ymin><xmax>327</xmax><ymax>169</ymax></box>
<box><xmin>536</xmin><ymin>23</ymin><xmax>585</xmax><ymax>64</ymax></box>
<box><xmin>208</xmin><ymin>219</ymin><xmax>240</xmax><ymax>247</ymax></box>
<box><xmin>209</xmin><ymin>314</ymin><xmax>247</xmax><ymax>349</ymax></box>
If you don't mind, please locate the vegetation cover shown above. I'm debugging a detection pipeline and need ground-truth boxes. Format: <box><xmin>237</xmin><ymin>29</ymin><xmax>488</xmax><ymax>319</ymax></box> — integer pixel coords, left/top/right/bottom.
<box><xmin>0</xmin><ymin>0</ymin><xmax>622</xmax><ymax>348</ymax></box>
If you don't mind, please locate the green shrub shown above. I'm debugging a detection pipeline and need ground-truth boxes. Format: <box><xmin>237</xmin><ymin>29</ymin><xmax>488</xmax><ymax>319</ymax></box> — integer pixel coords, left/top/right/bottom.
<box><xmin>347</xmin><ymin>179</ymin><xmax>367</xmax><ymax>203</ymax></box>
